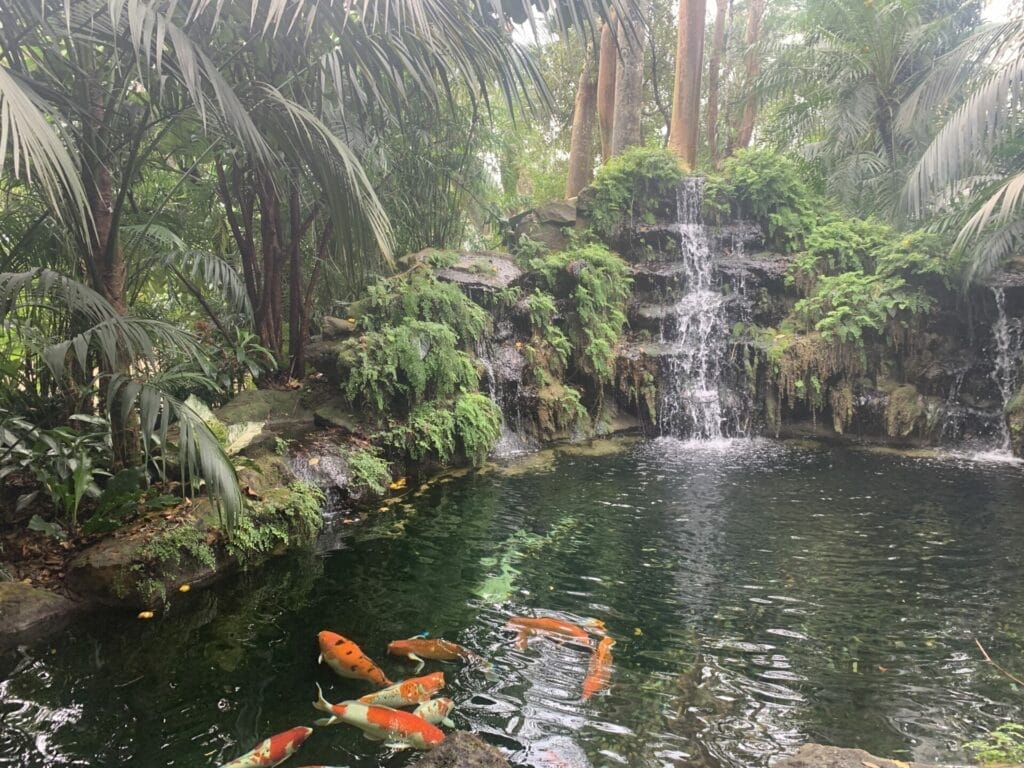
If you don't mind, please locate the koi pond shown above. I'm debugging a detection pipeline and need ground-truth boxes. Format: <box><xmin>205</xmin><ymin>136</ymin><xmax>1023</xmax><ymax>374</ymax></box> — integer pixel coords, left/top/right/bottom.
<box><xmin>3</xmin><ymin>438</ymin><xmax>1024</xmax><ymax>767</ymax></box>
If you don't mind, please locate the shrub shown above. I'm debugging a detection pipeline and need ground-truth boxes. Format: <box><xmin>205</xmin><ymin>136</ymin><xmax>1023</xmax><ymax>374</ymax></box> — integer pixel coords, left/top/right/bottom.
<box><xmin>793</xmin><ymin>271</ymin><xmax>933</xmax><ymax>345</ymax></box>
<box><xmin>358</xmin><ymin>268</ymin><xmax>489</xmax><ymax>345</ymax></box>
<box><xmin>454</xmin><ymin>392</ymin><xmax>502</xmax><ymax>465</ymax></box>
<box><xmin>704</xmin><ymin>149</ymin><xmax>821</xmax><ymax>252</ymax></box>
<box><xmin>965</xmin><ymin>724</ymin><xmax>1024</xmax><ymax>766</ymax></box>
<box><xmin>586</xmin><ymin>146</ymin><xmax>684</xmax><ymax>240</ymax></box>
<box><xmin>529</xmin><ymin>243</ymin><xmax>632</xmax><ymax>389</ymax></box>
<box><xmin>346</xmin><ymin>447</ymin><xmax>391</xmax><ymax>496</ymax></box>
<box><xmin>340</xmin><ymin>319</ymin><xmax>478</xmax><ymax>416</ymax></box>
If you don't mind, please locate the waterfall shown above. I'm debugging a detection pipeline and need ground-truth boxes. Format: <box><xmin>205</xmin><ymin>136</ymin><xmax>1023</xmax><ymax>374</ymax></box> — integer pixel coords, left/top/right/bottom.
<box><xmin>657</xmin><ymin>178</ymin><xmax>729</xmax><ymax>439</ymax></box>
<box><xmin>991</xmin><ymin>287</ymin><xmax>1024</xmax><ymax>450</ymax></box>
<box><xmin>477</xmin><ymin>337</ymin><xmax>537</xmax><ymax>458</ymax></box>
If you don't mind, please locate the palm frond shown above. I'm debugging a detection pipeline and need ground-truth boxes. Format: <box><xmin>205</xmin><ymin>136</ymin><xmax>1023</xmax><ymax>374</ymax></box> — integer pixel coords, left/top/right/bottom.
<box><xmin>0</xmin><ymin>65</ymin><xmax>88</xmax><ymax>233</ymax></box>
<box><xmin>108</xmin><ymin>374</ymin><xmax>242</xmax><ymax>526</ymax></box>
<box><xmin>906</xmin><ymin>50</ymin><xmax>1024</xmax><ymax>214</ymax></box>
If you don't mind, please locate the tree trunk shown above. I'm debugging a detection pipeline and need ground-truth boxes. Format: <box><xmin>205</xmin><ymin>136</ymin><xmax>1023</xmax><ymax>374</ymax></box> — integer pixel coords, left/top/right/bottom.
<box><xmin>610</xmin><ymin>6</ymin><xmax>646</xmax><ymax>156</ymax></box>
<box><xmin>596</xmin><ymin>15</ymin><xmax>618</xmax><ymax>163</ymax></box>
<box><xmin>566</xmin><ymin>42</ymin><xmax>599</xmax><ymax>198</ymax></box>
<box><xmin>256</xmin><ymin>171</ymin><xmax>284</xmax><ymax>363</ymax></box>
<box><xmin>732</xmin><ymin>0</ymin><xmax>765</xmax><ymax>151</ymax></box>
<box><xmin>705</xmin><ymin>0</ymin><xmax>729</xmax><ymax>168</ymax></box>
<box><xmin>667</xmin><ymin>0</ymin><xmax>707</xmax><ymax>170</ymax></box>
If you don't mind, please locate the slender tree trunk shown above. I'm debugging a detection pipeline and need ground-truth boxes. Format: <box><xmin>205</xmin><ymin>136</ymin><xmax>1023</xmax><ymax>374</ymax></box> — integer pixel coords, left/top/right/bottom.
<box><xmin>667</xmin><ymin>0</ymin><xmax>707</xmax><ymax>170</ymax></box>
<box><xmin>566</xmin><ymin>42</ymin><xmax>598</xmax><ymax>198</ymax></box>
<box><xmin>256</xmin><ymin>171</ymin><xmax>283</xmax><ymax>363</ymax></box>
<box><xmin>610</xmin><ymin>6</ymin><xmax>646</xmax><ymax>156</ymax></box>
<box><xmin>732</xmin><ymin>0</ymin><xmax>765</xmax><ymax>151</ymax></box>
<box><xmin>705</xmin><ymin>0</ymin><xmax>729</xmax><ymax>168</ymax></box>
<box><xmin>596</xmin><ymin>15</ymin><xmax>618</xmax><ymax>162</ymax></box>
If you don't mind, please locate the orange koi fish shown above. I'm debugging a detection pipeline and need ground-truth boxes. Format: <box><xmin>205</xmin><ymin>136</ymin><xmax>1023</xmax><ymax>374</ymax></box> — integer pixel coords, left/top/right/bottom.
<box><xmin>357</xmin><ymin>672</ymin><xmax>445</xmax><ymax>708</ymax></box>
<box><xmin>312</xmin><ymin>684</ymin><xmax>444</xmax><ymax>750</ymax></box>
<box><xmin>581</xmin><ymin>636</ymin><xmax>615</xmax><ymax>700</ymax></box>
<box><xmin>412</xmin><ymin>697</ymin><xmax>456</xmax><ymax>728</ymax></box>
<box><xmin>387</xmin><ymin>637</ymin><xmax>477</xmax><ymax>673</ymax></box>
<box><xmin>318</xmin><ymin>630</ymin><xmax>392</xmax><ymax>687</ymax></box>
<box><xmin>219</xmin><ymin>726</ymin><xmax>312</xmax><ymax>768</ymax></box>
<box><xmin>506</xmin><ymin>616</ymin><xmax>604</xmax><ymax>649</ymax></box>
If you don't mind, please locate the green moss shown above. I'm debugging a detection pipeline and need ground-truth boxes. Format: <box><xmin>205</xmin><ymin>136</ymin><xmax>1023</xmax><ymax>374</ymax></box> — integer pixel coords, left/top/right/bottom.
<box><xmin>885</xmin><ymin>384</ymin><xmax>923</xmax><ymax>438</ymax></box>
<box><xmin>586</xmin><ymin>146</ymin><xmax>684</xmax><ymax>240</ymax></box>
<box><xmin>226</xmin><ymin>482</ymin><xmax>323</xmax><ymax>565</ymax></box>
<box><xmin>142</xmin><ymin>524</ymin><xmax>217</xmax><ymax>571</ymax></box>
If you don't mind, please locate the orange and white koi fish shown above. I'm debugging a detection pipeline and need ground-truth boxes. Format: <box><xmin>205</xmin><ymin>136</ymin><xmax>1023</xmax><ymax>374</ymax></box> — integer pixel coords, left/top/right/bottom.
<box><xmin>312</xmin><ymin>684</ymin><xmax>444</xmax><ymax>750</ymax></box>
<box><xmin>386</xmin><ymin>637</ymin><xmax>478</xmax><ymax>673</ymax></box>
<box><xmin>581</xmin><ymin>636</ymin><xmax>615</xmax><ymax>700</ymax></box>
<box><xmin>506</xmin><ymin>616</ymin><xmax>605</xmax><ymax>649</ymax></box>
<box><xmin>357</xmin><ymin>672</ymin><xmax>445</xmax><ymax>708</ymax></box>
<box><xmin>412</xmin><ymin>697</ymin><xmax>456</xmax><ymax>728</ymax></box>
<box><xmin>318</xmin><ymin>630</ymin><xmax>392</xmax><ymax>687</ymax></box>
<box><xmin>219</xmin><ymin>726</ymin><xmax>313</xmax><ymax>768</ymax></box>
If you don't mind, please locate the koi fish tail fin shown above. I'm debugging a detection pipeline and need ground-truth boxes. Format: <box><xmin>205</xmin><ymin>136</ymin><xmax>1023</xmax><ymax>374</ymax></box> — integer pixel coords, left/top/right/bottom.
<box><xmin>515</xmin><ymin>630</ymin><xmax>529</xmax><ymax>651</ymax></box>
<box><xmin>313</xmin><ymin>716</ymin><xmax>339</xmax><ymax>727</ymax></box>
<box><xmin>441</xmin><ymin>716</ymin><xmax>455</xmax><ymax>728</ymax></box>
<box><xmin>408</xmin><ymin>653</ymin><xmax>425</xmax><ymax>674</ymax></box>
<box><xmin>470</xmin><ymin>654</ymin><xmax>497</xmax><ymax>681</ymax></box>
<box><xmin>312</xmin><ymin>683</ymin><xmax>338</xmax><ymax>716</ymax></box>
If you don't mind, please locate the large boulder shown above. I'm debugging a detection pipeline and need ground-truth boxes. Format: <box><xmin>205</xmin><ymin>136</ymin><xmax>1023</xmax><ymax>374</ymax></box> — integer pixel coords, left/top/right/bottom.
<box><xmin>412</xmin><ymin>732</ymin><xmax>511</xmax><ymax>768</ymax></box>
<box><xmin>774</xmin><ymin>744</ymin><xmax>950</xmax><ymax>767</ymax></box>
<box><xmin>435</xmin><ymin>251</ymin><xmax>524</xmax><ymax>293</ymax></box>
<box><xmin>511</xmin><ymin>201</ymin><xmax>577</xmax><ymax>252</ymax></box>
<box><xmin>0</xmin><ymin>581</ymin><xmax>79</xmax><ymax>645</ymax></box>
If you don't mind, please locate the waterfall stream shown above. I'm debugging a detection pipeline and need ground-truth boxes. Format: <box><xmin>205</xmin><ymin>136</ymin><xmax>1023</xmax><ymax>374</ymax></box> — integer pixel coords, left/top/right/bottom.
<box><xmin>991</xmin><ymin>287</ymin><xmax>1024</xmax><ymax>451</ymax></box>
<box><xmin>657</xmin><ymin>178</ymin><xmax>730</xmax><ymax>439</ymax></box>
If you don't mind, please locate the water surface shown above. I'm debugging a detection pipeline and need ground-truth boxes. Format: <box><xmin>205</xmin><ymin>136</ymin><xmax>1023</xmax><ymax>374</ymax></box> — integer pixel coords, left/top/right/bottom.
<box><xmin>3</xmin><ymin>438</ymin><xmax>1024</xmax><ymax>767</ymax></box>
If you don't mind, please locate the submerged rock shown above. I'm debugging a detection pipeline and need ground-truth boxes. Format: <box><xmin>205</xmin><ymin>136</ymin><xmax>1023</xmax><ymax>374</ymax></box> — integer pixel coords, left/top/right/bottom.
<box><xmin>0</xmin><ymin>581</ymin><xmax>79</xmax><ymax>645</ymax></box>
<box><xmin>412</xmin><ymin>732</ymin><xmax>510</xmax><ymax>768</ymax></box>
<box><xmin>774</xmin><ymin>744</ymin><xmax>950</xmax><ymax>767</ymax></box>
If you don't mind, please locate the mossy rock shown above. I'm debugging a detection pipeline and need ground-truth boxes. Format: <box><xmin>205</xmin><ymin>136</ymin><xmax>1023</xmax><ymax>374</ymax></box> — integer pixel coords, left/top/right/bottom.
<box><xmin>774</xmin><ymin>744</ymin><xmax>945</xmax><ymax>768</ymax></box>
<box><xmin>305</xmin><ymin>339</ymin><xmax>351</xmax><ymax>384</ymax></box>
<box><xmin>216</xmin><ymin>389</ymin><xmax>312</xmax><ymax>430</ymax></box>
<box><xmin>412</xmin><ymin>732</ymin><xmax>510</xmax><ymax>768</ymax></box>
<box><xmin>885</xmin><ymin>384</ymin><xmax>924</xmax><ymax>439</ymax></box>
<box><xmin>0</xmin><ymin>581</ymin><xmax>79</xmax><ymax>645</ymax></box>
<box><xmin>66</xmin><ymin>509</ymin><xmax>224</xmax><ymax>608</ymax></box>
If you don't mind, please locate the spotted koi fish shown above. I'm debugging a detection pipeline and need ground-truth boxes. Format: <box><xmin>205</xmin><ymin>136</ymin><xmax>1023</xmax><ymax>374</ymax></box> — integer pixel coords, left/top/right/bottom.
<box><xmin>506</xmin><ymin>616</ymin><xmax>604</xmax><ymax>649</ymax></box>
<box><xmin>412</xmin><ymin>697</ymin><xmax>456</xmax><ymax>728</ymax></box>
<box><xmin>312</xmin><ymin>684</ymin><xmax>444</xmax><ymax>750</ymax></box>
<box><xmin>357</xmin><ymin>672</ymin><xmax>445</xmax><ymax>708</ymax></box>
<box><xmin>386</xmin><ymin>637</ymin><xmax>478</xmax><ymax>673</ymax></box>
<box><xmin>582</xmin><ymin>636</ymin><xmax>615</xmax><ymax>700</ymax></box>
<box><xmin>218</xmin><ymin>726</ymin><xmax>312</xmax><ymax>768</ymax></box>
<box><xmin>318</xmin><ymin>630</ymin><xmax>392</xmax><ymax>687</ymax></box>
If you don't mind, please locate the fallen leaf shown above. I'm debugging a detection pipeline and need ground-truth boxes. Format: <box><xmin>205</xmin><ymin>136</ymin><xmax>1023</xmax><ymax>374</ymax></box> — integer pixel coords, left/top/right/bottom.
<box><xmin>308</xmin><ymin>457</ymin><xmax>321</xmax><ymax>467</ymax></box>
<box><xmin>634</xmin><ymin>627</ymin><xmax>643</xmax><ymax>637</ymax></box>
<box><xmin>178</xmin><ymin>584</ymin><xmax>191</xmax><ymax>593</ymax></box>
<box><xmin>137</xmin><ymin>611</ymin><xmax>154</xmax><ymax>620</ymax></box>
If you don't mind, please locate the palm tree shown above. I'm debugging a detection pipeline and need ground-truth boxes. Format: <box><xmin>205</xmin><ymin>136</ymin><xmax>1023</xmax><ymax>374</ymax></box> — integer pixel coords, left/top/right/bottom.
<box><xmin>759</xmin><ymin>0</ymin><xmax>982</xmax><ymax>218</ymax></box>
<box><xmin>903</xmin><ymin>16</ymin><xmax>1024</xmax><ymax>280</ymax></box>
<box><xmin>0</xmin><ymin>0</ymin><xmax>633</xmax><ymax>522</ymax></box>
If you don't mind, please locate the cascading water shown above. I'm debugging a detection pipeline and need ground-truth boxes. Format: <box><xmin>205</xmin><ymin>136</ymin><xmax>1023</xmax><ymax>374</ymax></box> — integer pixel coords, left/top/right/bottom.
<box><xmin>657</xmin><ymin>178</ymin><xmax>730</xmax><ymax>438</ymax></box>
<box><xmin>991</xmin><ymin>287</ymin><xmax>1024</xmax><ymax>451</ymax></box>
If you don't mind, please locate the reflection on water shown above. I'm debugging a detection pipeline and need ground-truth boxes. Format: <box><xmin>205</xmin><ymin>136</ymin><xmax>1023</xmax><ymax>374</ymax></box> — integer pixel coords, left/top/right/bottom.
<box><xmin>3</xmin><ymin>439</ymin><xmax>1024</xmax><ymax>767</ymax></box>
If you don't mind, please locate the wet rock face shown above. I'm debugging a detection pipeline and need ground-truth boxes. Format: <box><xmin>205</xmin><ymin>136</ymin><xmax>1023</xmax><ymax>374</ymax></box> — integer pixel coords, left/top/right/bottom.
<box><xmin>510</xmin><ymin>201</ymin><xmax>577</xmax><ymax>252</ymax></box>
<box><xmin>774</xmin><ymin>744</ymin><xmax>950</xmax><ymax>768</ymax></box>
<box><xmin>412</xmin><ymin>731</ymin><xmax>510</xmax><ymax>768</ymax></box>
<box><xmin>0</xmin><ymin>581</ymin><xmax>78</xmax><ymax>645</ymax></box>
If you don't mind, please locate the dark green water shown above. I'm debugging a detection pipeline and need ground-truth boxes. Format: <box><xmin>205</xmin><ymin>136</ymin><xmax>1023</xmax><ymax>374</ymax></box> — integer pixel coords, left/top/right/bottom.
<box><xmin>3</xmin><ymin>438</ymin><xmax>1024</xmax><ymax>768</ymax></box>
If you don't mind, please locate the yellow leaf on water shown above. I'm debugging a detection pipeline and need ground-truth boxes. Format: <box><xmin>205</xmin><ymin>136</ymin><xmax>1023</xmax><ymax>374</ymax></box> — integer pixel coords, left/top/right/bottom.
<box><xmin>634</xmin><ymin>627</ymin><xmax>643</xmax><ymax>637</ymax></box>
<box><xmin>137</xmin><ymin>611</ymin><xmax>154</xmax><ymax>620</ymax></box>
<box><xmin>178</xmin><ymin>584</ymin><xmax>191</xmax><ymax>593</ymax></box>
<box><xmin>308</xmin><ymin>457</ymin><xmax>320</xmax><ymax>467</ymax></box>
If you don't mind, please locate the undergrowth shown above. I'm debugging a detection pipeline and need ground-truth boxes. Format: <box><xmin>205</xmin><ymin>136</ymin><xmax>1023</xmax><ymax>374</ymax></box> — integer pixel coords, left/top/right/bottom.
<box><xmin>586</xmin><ymin>147</ymin><xmax>684</xmax><ymax>241</ymax></box>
